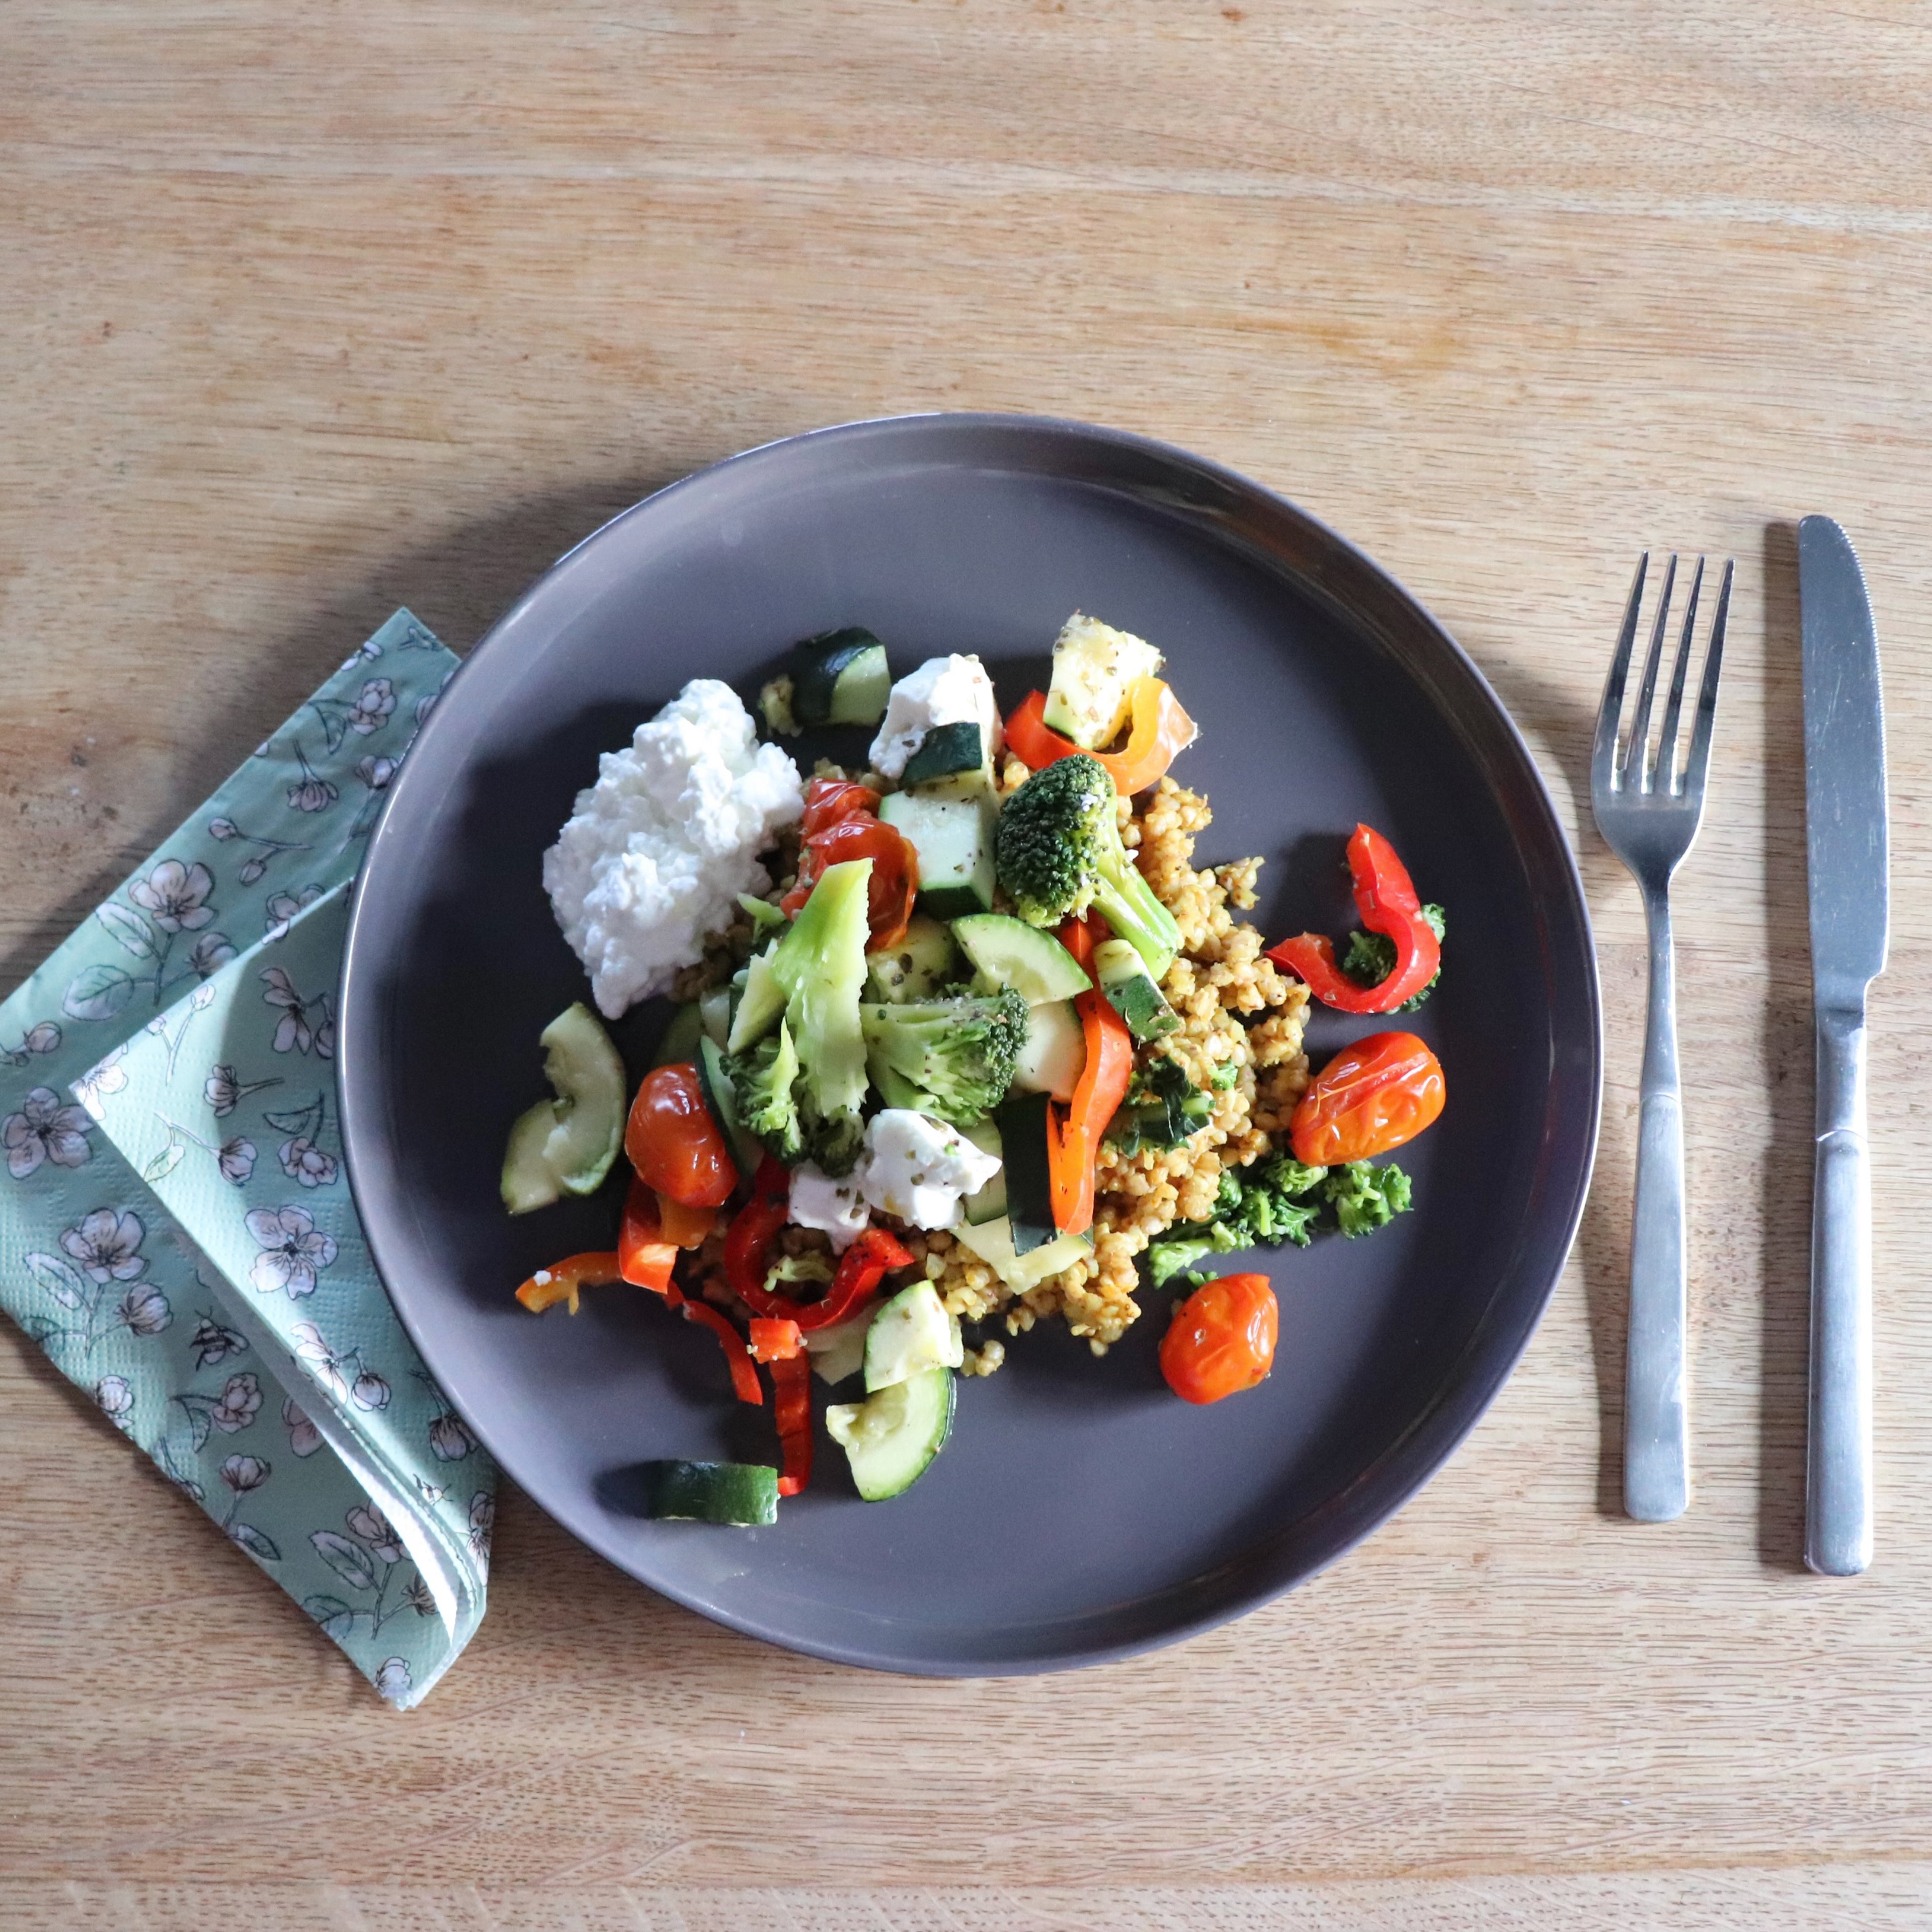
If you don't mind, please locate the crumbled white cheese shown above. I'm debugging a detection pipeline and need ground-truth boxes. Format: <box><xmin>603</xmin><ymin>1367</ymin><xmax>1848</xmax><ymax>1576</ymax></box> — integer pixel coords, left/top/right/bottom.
<box><xmin>543</xmin><ymin>680</ymin><xmax>803</xmax><ymax>1017</ymax></box>
<box><xmin>866</xmin><ymin>654</ymin><xmax>1003</xmax><ymax>780</ymax></box>
<box><xmin>854</xmin><ymin>1108</ymin><xmax>1003</xmax><ymax>1230</ymax></box>
<box><xmin>788</xmin><ymin>1162</ymin><xmax>870</xmax><ymax>1253</ymax></box>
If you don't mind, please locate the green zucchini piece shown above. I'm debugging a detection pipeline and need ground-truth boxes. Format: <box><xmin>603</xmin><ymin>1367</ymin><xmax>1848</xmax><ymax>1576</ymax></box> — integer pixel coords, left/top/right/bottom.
<box><xmin>950</xmin><ymin>1216</ymin><xmax>1093</xmax><ymax>1292</ymax></box>
<box><xmin>864</xmin><ymin>911</ymin><xmax>963</xmax><ymax>1004</ymax></box>
<box><xmin>959</xmin><ymin>1117</ymin><xmax>1007</xmax><ymax>1226</ymax></box>
<box><xmin>651</xmin><ymin>1001</ymin><xmax>705</xmax><ymax>1070</ymax></box>
<box><xmin>1093</xmin><ymin>936</ymin><xmax>1181</xmax><ymax>1041</ymax></box>
<box><xmin>499</xmin><ymin>1002</ymin><xmax>628</xmax><ymax>1215</ymax></box>
<box><xmin>737</xmin><ymin>891</ymin><xmax>787</xmax><ymax>935</ymax></box>
<box><xmin>803</xmin><ymin>1305</ymin><xmax>874</xmax><ymax>1386</ymax></box>
<box><xmin>952</xmin><ymin>913</ymin><xmax>1090</xmax><ymax>1004</ymax></box>
<box><xmin>901</xmin><ymin>719</ymin><xmax>986</xmax><ymax>786</ymax></box>
<box><xmin>1041</xmin><ymin>613</ymin><xmax>1164</xmax><ymax>751</ymax></box>
<box><xmin>641</xmin><ymin>1459</ymin><xmax>779</xmax><ymax>1526</ymax></box>
<box><xmin>826</xmin><ymin>1366</ymin><xmax>956</xmax><ymax>1501</ymax></box>
<box><xmin>863</xmin><ymin>1281</ymin><xmax>964</xmax><ymax>1393</ymax></box>
<box><xmin>1010</xmin><ymin>998</ymin><xmax>1085</xmax><ymax>1102</ymax></box>
<box><xmin>877</xmin><ymin>790</ymin><xmax>995</xmax><ymax>919</ymax></box>
<box><xmin>994</xmin><ymin>1090</ymin><xmax>1059</xmax><ymax>1256</ymax></box>
<box><xmin>698</xmin><ymin>986</ymin><xmax>734</xmax><ymax>1049</ymax></box>
<box><xmin>791</xmin><ymin>627</ymin><xmax>892</xmax><ymax>728</ymax></box>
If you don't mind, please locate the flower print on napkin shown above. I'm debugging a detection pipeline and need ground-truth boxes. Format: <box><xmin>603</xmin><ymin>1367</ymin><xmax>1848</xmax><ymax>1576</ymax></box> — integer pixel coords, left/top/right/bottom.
<box><xmin>0</xmin><ymin>608</ymin><xmax>490</xmax><ymax>1709</ymax></box>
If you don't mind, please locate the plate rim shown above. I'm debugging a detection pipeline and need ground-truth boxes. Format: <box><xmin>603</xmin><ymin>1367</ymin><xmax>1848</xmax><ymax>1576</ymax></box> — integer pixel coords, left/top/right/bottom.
<box><xmin>338</xmin><ymin>410</ymin><xmax>1603</xmax><ymax>1675</ymax></box>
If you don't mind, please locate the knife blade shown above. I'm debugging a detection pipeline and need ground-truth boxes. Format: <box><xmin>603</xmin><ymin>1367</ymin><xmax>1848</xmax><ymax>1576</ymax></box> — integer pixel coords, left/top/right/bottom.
<box><xmin>1798</xmin><ymin>514</ymin><xmax>1889</xmax><ymax>1576</ymax></box>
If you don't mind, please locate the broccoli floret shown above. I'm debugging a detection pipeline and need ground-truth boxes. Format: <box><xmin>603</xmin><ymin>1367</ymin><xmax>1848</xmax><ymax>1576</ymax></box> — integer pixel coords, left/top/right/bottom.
<box><xmin>1258</xmin><ymin>1154</ymin><xmax>1328</xmax><ymax>1199</ymax></box>
<box><xmin>1342</xmin><ymin>903</ymin><xmax>1446</xmax><ymax>1011</ymax></box>
<box><xmin>1147</xmin><ymin>1231</ymin><xmax>1236</xmax><ymax>1287</ymax></box>
<box><xmin>994</xmin><ymin>753</ymin><xmax>1181</xmax><ymax>980</ymax></box>
<box><xmin>738</xmin><ymin>858</ymin><xmax>870</xmax><ymax>1175</ymax></box>
<box><xmin>1107</xmin><ymin>1055</ymin><xmax>1215</xmax><ymax>1155</ymax></box>
<box><xmin>799</xmin><ymin>1094</ymin><xmax>867</xmax><ymax>1177</ymax></box>
<box><xmin>1324</xmin><ymin>1160</ymin><xmax>1414</xmax><ymax>1237</ymax></box>
<box><xmin>729</xmin><ymin>1018</ymin><xmax>802</xmax><ymax>1163</ymax></box>
<box><xmin>859</xmin><ymin>989</ymin><xmax>1029</xmax><ymax>1125</ymax></box>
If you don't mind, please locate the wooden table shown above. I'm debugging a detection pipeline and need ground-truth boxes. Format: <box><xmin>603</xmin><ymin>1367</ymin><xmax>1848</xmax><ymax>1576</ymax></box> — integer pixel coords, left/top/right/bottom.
<box><xmin>6</xmin><ymin>5</ymin><xmax>1930</xmax><ymax>1926</ymax></box>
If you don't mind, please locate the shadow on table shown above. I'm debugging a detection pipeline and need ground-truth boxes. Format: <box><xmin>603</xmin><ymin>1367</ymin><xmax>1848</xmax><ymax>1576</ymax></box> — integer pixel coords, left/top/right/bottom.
<box><xmin>1461</xmin><ymin>630</ymin><xmax>1634</xmax><ymax>1520</ymax></box>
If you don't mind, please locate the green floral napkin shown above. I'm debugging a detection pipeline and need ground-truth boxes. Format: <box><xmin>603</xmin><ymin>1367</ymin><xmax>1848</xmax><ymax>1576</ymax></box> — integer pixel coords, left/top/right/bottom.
<box><xmin>0</xmin><ymin>611</ymin><xmax>493</xmax><ymax>1708</ymax></box>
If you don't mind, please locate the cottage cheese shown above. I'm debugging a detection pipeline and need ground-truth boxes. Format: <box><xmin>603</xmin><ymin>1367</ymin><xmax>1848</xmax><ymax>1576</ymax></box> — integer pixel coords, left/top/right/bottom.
<box><xmin>866</xmin><ymin>654</ymin><xmax>1003</xmax><ymax>780</ymax></box>
<box><xmin>855</xmin><ymin>1109</ymin><xmax>1003</xmax><ymax>1231</ymax></box>
<box><xmin>543</xmin><ymin>679</ymin><xmax>803</xmax><ymax>1017</ymax></box>
<box><xmin>787</xmin><ymin>1162</ymin><xmax>870</xmax><ymax>1253</ymax></box>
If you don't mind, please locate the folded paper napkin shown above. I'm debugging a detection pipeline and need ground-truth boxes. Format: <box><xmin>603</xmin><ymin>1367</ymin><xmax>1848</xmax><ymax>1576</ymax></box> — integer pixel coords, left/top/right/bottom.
<box><xmin>0</xmin><ymin>612</ymin><xmax>494</xmax><ymax>1708</ymax></box>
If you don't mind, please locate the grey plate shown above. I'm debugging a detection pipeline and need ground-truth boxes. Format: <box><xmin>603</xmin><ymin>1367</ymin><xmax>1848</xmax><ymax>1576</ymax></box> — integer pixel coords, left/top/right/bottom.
<box><xmin>338</xmin><ymin>414</ymin><xmax>1600</xmax><ymax>1675</ymax></box>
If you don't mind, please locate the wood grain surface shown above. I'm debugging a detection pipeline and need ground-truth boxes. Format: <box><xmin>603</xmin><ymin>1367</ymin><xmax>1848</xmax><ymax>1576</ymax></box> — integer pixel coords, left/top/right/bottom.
<box><xmin>5</xmin><ymin>4</ymin><xmax>1931</xmax><ymax>1926</ymax></box>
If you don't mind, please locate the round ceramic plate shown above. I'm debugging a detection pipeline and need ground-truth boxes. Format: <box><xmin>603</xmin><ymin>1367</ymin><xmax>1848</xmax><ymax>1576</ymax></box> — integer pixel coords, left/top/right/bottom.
<box><xmin>339</xmin><ymin>414</ymin><xmax>1600</xmax><ymax>1674</ymax></box>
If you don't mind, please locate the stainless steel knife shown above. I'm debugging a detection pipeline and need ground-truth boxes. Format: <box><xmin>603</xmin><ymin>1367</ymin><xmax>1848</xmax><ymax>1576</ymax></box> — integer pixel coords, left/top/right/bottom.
<box><xmin>1798</xmin><ymin>515</ymin><xmax>1889</xmax><ymax>1576</ymax></box>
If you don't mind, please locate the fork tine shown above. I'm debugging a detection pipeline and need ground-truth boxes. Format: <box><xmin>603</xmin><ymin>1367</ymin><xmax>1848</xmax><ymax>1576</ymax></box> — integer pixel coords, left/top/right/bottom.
<box><xmin>1593</xmin><ymin>553</ymin><xmax>1649</xmax><ymax>794</ymax></box>
<box><xmin>1680</xmin><ymin>557</ymin><xmax>1733</xmax><ymax>801</ymax></box>
<box><xmin>1624</xmin><ymin>553</ymin><xmax>1677</xmax><ymax>792</ymax></box>
<box><xmin>1654</xmin><ymin>555</ymin><xmax>1705</xmax><ymax>795</ymax></box>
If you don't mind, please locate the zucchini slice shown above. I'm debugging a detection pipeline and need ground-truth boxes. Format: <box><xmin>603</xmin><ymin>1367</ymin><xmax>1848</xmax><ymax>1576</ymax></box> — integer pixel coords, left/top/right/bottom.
<box><xmin>959</xmin><ymin>1117</ymin><xmax>1007</xmax><ymax>1226</ymax></box>
<box><xmin>826</xmin><ymin>1366</ymin><xmax>956</xmax><ymax>1501</ymax></box>
<box><xmin>993</xmin><ymin>1090</ymin><xmax>1058</xmax><ymax>1255</ymax></box>
<box><xmin>1093</xmin><ymin>936</ymin><xmax>1181</xmax><ymax>1041</ymax></box>
<box><xmin>499</xmin><ymin>1002</ymin><xmax>628</xmax><ymax>1215</ymax></box>
<box><xmin>864</xmin><ymin>911</ymin><xmax>964</xmax><ymax>1004</ymax></box>
<box><xmin>651</xmin><ymin>1001</ymin><xmax>705</xmax><ymax>1070</ymax></box>
<box><xmin>877</xmin><ymin>790</ymin><xmax>995</xmax><ymax>919</ymax></box>
<box><xmin>950</xmin><ymin>1216</ymin><xmax>1093</xmax><ymax>1292</ymax></box>
<box><xmin>791</xmin><ymin>627</ymin><xmax>892</xmax><ymax>728</ymax></box>
<box><xmin>952</xmin><ymin>913</ymin><xmax>1090</xmax><ymax>1004</ymax></box>
<box><xmin>642</xmin><ymin>1460</ymin><xmax>779</xmax><ymax>1526</ymax></box>
<box><xmin>1041</xmin><ymin>613</ymin><xmax>1164</xmax><ymax>751</ymax></box>
<box><xmin>1010</xmin><ymin>998</ymin><xmax>1085</xmax><ymax>1103</ymax></box>
<box><xmin>862</xmin><ymin>1281</ymin><xmax>964</xmax><ymax>1392</ymax></box>
<box><xmin>901</xmin><ymin>721</ymin><xmax>995</xmax><ymax>802</ymax></box>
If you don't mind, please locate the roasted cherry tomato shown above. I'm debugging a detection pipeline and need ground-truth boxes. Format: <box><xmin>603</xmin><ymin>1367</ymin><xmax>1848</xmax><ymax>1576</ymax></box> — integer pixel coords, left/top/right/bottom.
<box><xmin>781</xmin><ymin>813</ymin><xmax>918</xmax><ymax>952</ymax></box>
<box><xmin>1289</xmin><ymin>1029</ymin><xmax>1445</xmax><ymax>1167</ymax></box>
<box><xmin>798</xmin><ymin>777</ymin><xmax>881</xmax><ymax>837</ymax></box>
<box><xmin>1160</xmin><ymin>1272</ymin><xmax>1278</xmax><ymax>1404</ymax></box>
<box><xmin>624</xmin><ymin>1062</ymin><xmax>737</xmax><ymax>1209</ymax></box>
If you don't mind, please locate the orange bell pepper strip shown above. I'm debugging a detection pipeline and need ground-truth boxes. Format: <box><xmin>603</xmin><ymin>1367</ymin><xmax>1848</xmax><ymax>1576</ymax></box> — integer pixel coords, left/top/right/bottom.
<box><xmin>515</xmin><ymin>1251</ymin><xmax>623</xmax><ymax>1315</ymax></box>
<box><xmin>748</xmin><ymin>1317</ymin><xmax>804</xmax><ymax>1362</ymax></box>
<box><xmin>1056</xmin><ymin>912</ymin><xmax>1108</xmax><ymax>981</ymax></box>
<box><xmin>618</xmin><ymin>1180</ymin><xmax>680</xmax><ymax>1295</ymax></box>
<box><xmin>679</xmin><ymin>1298</ymin><xmax>764</xmax><ymax>1405</ymax></box>
<box><xmin>1005</xmin><ymin>678</ymin><xmax>1197</xmax><ymax>794</ymax></box>
<box><xmin>770</xmin><ymin>1350</ymin><xmax>814</xmax><ymax>1495</ymax></box>
<box><xmin>655</xmin><ymin>1188</ymin><xmax>719</xmax><ymax>1249</ymax></box>
<box><xmin>1047</xmin><ymin>990</ymin><xmax>1135</xmax><ymax>1236</ymax></box>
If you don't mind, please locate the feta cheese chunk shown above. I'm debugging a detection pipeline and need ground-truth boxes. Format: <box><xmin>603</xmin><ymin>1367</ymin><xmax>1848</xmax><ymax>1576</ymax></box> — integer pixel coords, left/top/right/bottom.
<box><xmin>866</xmin><ymin>654</ymin><xmax>1003</xmax><ymax>781</ymax></box>
<box><xmin>788</xmin><ymin>1162</ymin><xmax>870</xmax><ymax>1253</ymax></box>
<box><xmin>543</xmin><ymin>679</ymin><xmax>804</xmax><ymax>1018</ymax></box>
<box><xmin>854</xmin><ymin>1108</ymin><xmax>1003</xmax><ymax>1231</ymax></box>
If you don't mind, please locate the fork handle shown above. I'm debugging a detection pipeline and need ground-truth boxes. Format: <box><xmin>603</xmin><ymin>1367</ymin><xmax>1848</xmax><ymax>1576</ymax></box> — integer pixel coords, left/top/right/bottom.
<box><xmin>1806</xmin><ymin>1004</ymin><xmax>1873</xmax><ymax>1575</ymax></box>
<box><xmin>1625</xmin><ymin>888</ymin><xmax>1689</xmax><ymax>1522</ymax></box>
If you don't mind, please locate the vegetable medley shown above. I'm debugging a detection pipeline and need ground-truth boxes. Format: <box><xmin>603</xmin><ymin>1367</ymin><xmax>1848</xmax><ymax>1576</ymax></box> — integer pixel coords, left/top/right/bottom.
<box><xmin>502</xmin><ymin>615</ymin><xmax>1449</xmax><ymax>1522</ymax></box>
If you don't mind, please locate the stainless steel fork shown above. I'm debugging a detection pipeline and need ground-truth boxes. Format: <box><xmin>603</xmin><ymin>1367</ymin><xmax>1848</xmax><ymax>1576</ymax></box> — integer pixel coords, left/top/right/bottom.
<box><xmin>1591</xmin><ymin>553</ymin><xmax>1733</xmax><ymax>1522</ymax></box>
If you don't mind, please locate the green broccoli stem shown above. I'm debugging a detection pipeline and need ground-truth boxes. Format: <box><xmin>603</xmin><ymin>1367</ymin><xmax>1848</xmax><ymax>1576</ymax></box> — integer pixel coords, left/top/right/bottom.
<box><xmin>1092</xmin><ymin>863</ymin><xmax>1180</xmax><ymax>982</ymax></box>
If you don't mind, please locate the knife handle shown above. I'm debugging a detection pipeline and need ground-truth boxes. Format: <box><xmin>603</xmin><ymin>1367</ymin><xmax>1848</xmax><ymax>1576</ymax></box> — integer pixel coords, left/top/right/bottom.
<box><xmin>1807</xmin><ymin>1004</ymin><xmax>1874</xmax><ymax>1576</ymax></box>
<box><xmin>1625</xmin><ymin>888</ymin><xmax>1689</xmax><ymax>1522</ymax></box>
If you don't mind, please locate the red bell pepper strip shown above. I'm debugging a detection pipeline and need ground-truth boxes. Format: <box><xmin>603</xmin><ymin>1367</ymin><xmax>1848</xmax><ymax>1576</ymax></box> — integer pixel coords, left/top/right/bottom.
<box><xmin>1005</xmin><ymin>678</ymin><xmax>1198</xmax><ymax>794</ymax></box>
<box><xmin>1048</xmin><ymin>990</ymin><xmax>1135</xmax><ymax>1236</ymax></box>
<box><xmin>770</xmin><ymin>1350</ymin><xmax>814</xmax><ymax>1496</ymax></box>
<box><xmin>515</xmin><ymin>1251</ymin><xmax>623</xmax><ymax>1315</ymax></box>
<box><xmin>618</xmin><ymin>1180</ymin><xmax>679</xmax><ymax>1295</ymax></box>
<box><xmin>748</xmin><ymin>1317</ymin><xmax>804</xmax><ymax>1362</ymax></box>
<box><xmin>723</xmin><ymin>1190</ymin><xmax>794</xmax><ymax>1317</ymax></box>
<box><xmin>1266</xmin><ymin>825</ymin><xmax>1440</xmax><ymax>1014</ymax></box>
<box><xmin>802</xmin><ymin>1226</ymin><xmax>914</xmax><ymax>1331</ymax></box>
<box><xmin>679</xmin><ymin>1298</ymin><xmax>764</xmax><ymax>1406</ymax></box>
